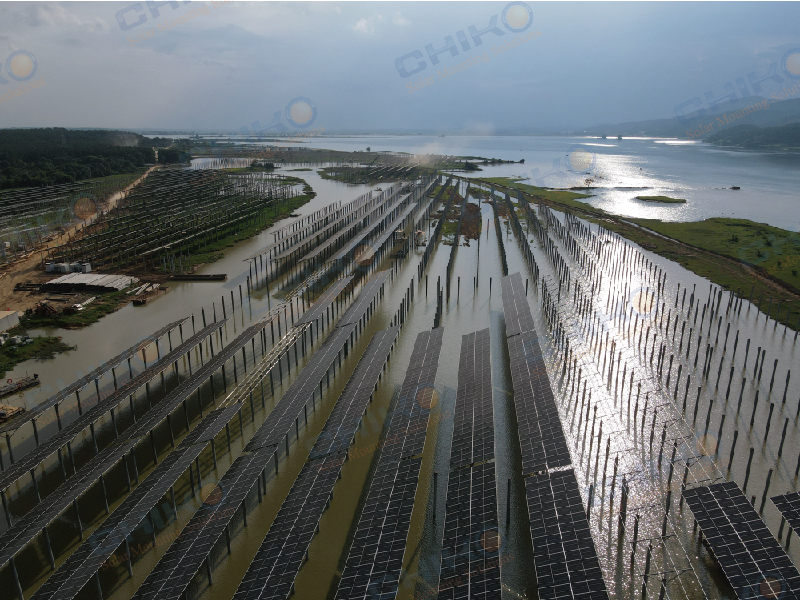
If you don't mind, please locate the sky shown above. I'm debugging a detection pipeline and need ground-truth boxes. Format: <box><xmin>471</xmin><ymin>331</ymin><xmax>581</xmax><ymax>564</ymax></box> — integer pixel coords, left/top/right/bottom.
<box><xmin>0</xmin><ymin>1</ymin><xmax>799</xmax><ymax>134</ymax></box>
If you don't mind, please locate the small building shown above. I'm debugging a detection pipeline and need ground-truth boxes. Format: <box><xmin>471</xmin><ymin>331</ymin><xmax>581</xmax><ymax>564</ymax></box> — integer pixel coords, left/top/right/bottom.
<box><xmin>0</xmin><ymin>310</ymin><xmax>19</xmax><ymax>333</ymax></box>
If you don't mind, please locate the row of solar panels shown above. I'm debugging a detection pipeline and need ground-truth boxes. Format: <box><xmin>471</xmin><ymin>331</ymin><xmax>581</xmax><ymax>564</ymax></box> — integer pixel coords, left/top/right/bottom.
<box><xmin>129</xmin><ymin>272</ymin><xmax>392</xmax><ymax>600</ymax></box>
<box><xmin>440</xmin><ymin>328</ymin><xmax>502</xmax><ymax>600</ymax></box>
<box><xmin>0</xmin><ymin>318</ymin><xmax>187</xmax><ymax>436</ymax></box>
<box><xmin>0</xmin><ymin>319</ymin><xmax>227</xmax><ymax>493</ymax></box>
<box><xmin>501</xmin><ymin>272</ymin><xmax>609</xmax><ymax>600</ymax></box>
<box><xmin>335</xmin><ymin>328</ymin><xmax>444</xmax><ymax>600</ymax></box>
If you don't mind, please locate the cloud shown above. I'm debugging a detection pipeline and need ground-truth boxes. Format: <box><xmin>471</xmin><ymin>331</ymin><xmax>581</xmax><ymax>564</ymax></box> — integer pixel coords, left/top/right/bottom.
<box><xmin>392</xmin><ymin>13</ymin><xmax>411</xmax><ymax>27</ymax></box>
<box><xmin>353</xmin><ymin>15</ymin><xmax>383</xmax><ymax>35</ymax></box>
<box><xmin>2</xmin><ymin>3</ymin><xmax>108</xmax><ymax>32</ymax></box>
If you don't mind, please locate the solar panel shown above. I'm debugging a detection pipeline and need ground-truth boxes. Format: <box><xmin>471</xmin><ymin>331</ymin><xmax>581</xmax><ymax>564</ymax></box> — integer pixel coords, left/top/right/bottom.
<box><xmin>246</xmin><ymin>271</ymin><xmax>389</xmax><ymax>453</ymax></box>
<box><xmin>525</xmin><ymin>469</ymin><xmax>609</xmax><ymax>600</ymax></box>
<box><xmin>507</xmin><ymin>333</ymin><xmax>571</xmax><ymax>474</ymax></box>
<box><xmin>132</xmin><ymin>447</ymin><xmax>272</xmax><ymax>600</ymax></box>
<box><xmin>138</xmin><ymin>328</ymin><xmax>398</xmax><ymax>600</ymax></box>
<box><xmin>338</xmin><ymin>271</ymin><xmax>390</xmax><ymax>327</ymax></box>
<box><xmin>500</xmin><ymin>273</ymin><xmax>536</xmax><ymax>338</ymax></box>
<box><xmin>685</xmin><ymin>482</ymin><xmax>800</xmax><ymax>599</ymax></box>
<box><xmin>328</xmin><ymin>191</ymin><xmax>410</xmax><ymax>263</ymax></box>
<box><xmin>0</xmin><ymin>319</ymin><xmax>227</xmax><ymax>492</ymax></box>
<box><xmin>0</xmin><ymin>438</ymin><xmax>139</xmax><ymax>566</ymax></box>
<box><xmin>29</xmin><ymin>405</ymin><xmax>241</xmax><ymax>600</ymax></box>
<box><xmin>334</xmin><ymin>328</ymin><xmax>444</xmax><ymax>600</ymax></box>
<box><xmin>772</xmin><ymin>492</ymin><xmax>800</xmax><ymax>536</ymax></box>
<box><xmin>0</xmin><ymin>319</ymin><xmax>186</xmax><ymax>436</ymax></box>
<box><xmin>439</xmin><ymin>328</ymin><xmax>501</xmax><ymax>600</ymax></box>
<box><xmin>295</xmin><ymin>275</ymin><xmax>353</xmax><ymax>325</ymax></box>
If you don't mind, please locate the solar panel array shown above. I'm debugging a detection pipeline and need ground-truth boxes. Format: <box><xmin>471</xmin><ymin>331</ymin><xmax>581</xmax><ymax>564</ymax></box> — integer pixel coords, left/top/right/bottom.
<box><xmin>295</xmin><ymin>275</ymin><xmax>353</xmax><ymax>325</ymax></box>
<box><xmin>338</xmin><ymin>270</ymin><xmax>390</xmax><ymax>327</ymax></box>
<box><xmin>304</xmin><ymin>187</ymin><xmax>399</xmax><ymax>263</ymax></box>
<box><xmin>335</xmin><ymin>328</ymin><xmax>444</xmax><ymax>600</ymax></box>
<box><xmin>120</xmin><ymin>319</ymin><xmax>265</xmax><ymax>442</ymax></box>
<box><xmin>229</xmin><ymin>328</ymin><xmax>397</xmax><ymax>600</ymax></box>
<box><xmin>526</xmin><ymin>470</ymin><xmax>607</xmax><ymax>600</ymax></box>
<box><xmin>0</xmin><ymin>319</ymin><xmax>186</xmax><ymax>436</ymax></box>
<box><xmin>132</xmin><ymin>325</ymin><xmax>395</xmax><ymax>600</ymax></box>
<box><xmin>499</xmin><ymin>272</ymin><xmax>535</xmax><ymax>337</ymax></box>
<box><xmin>131</xmin><ymin>446</ymin><xmax>272</xmax><ymax>600</ymax></box>
<box><xmin>0</xmin><ymin>438</ymin><xmax>139</xmax><ymax>566</ymax></box>
<box><xmin>438</xmin><ymin>329</ymin><xmax>500</xmax><ymax>600</ymax></box>
<box><xmin>329</xmin><ymin>189</ymin><xmax>411</xmax><ymax>263</ymax></box>
<box><xmin>367</xmin><ymin>203</ymin><xmax>417</xmax><ymax>253</ymax></box>
<box><xmin>684</xmin><ymin>482</ymin><xmax>800</xmax><ymax>599</ymax></box>
<box><xmin>29</xmin><ymin>404</ymin><xmax>241</xmax><ymax>600</ymax></box>
<box><xmin>772</xmin><ymin>491</ymin><xmax>800</xmax><ymax>536</ymax></box>
<box><xmin>501</xmin><ymin>273</ymin><xmax>609</xmax><ymax>600</ymax></box>
<box><xmin>0</xmin><ymin>318</ymin><xmax>274</xmax><ymax>573</ymax></box>
<box><xmin>0</xmin><ymin>319</ymin><xmax>227</xmax><ymax>492</ymax></box>
<box><xmin>277</xmin><ymin>192</ymin><xmax>379</xmax><ymax>262</ymax></box>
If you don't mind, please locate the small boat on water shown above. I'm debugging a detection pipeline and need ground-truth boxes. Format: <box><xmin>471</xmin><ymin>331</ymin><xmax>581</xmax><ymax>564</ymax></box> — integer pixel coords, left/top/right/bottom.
<box><xmin>0</xmin><ymin>375</ymin><xmax>39</xmax><ymax>400</ymax></box>
<box><xmin>731</xmin><ymin>186</ymin><xmax>740</xmax><ymax>190</ymax></box>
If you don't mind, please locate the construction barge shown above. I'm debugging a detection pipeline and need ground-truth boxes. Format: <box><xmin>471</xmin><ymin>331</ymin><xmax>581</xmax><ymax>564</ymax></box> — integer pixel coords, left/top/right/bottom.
<box><xmin>169</xmin><ymin>274</ymin><xmax>227</xmax><ymax>282</ymax></box>
<box><xmin>0</xmin><ymin>375</ymin><xmax>39</xmax><ymax>401</ymax></box>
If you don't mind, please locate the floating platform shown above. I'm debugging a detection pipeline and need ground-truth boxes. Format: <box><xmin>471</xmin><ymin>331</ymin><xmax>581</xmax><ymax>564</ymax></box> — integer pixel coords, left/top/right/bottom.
<box><xmin>169</xmin><ymin>274</ymin><xmax>227</xmax><ymax>281</ymax></box>
<box><xmin>0</xmin><ymin>375</ymin><xmax>39</xmax><ymax>400</ymax></box>
<box><xmin>0</xmin><ymin>404</ymin><xmax>25</xmax><ymax>424</ymax></box>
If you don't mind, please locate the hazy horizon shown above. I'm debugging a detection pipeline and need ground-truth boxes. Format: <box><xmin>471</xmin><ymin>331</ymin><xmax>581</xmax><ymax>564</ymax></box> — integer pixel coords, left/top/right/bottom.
<box><xmin>1</xmin><ymin>2</ymin><xmax>799</xmax><ymax>134</ymax></box>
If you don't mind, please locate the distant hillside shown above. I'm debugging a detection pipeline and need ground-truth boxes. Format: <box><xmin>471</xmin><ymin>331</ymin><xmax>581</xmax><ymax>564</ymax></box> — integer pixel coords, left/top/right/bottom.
<box><xmin>704</xmin><ymin>122</ymin><xmax>800</xmax><ymax>150</ymax></box>
<box><xmin>585</xmin><ymin>97</ymin><xmax>800</xmax><ymax>139</ymax></box>
<box><xmin>0</xmin><ymin>128</ymin><xmax>156</xmax><ymax>189</ymax></box>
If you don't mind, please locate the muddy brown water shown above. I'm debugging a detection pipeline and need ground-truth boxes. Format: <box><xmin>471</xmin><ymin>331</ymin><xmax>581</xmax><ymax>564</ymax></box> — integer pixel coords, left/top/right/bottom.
<box><xmin>1</xmin><ymin>172</ymin><xmax>798</xmax><ymax>600</ymax></box>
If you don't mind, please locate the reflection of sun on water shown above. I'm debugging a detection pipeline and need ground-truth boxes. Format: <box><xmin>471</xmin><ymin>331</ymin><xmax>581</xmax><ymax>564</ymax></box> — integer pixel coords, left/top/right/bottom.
<box><xmin>632</xmin><ymin>289</ymin><xmax>655</xmax><ymax>315</ymax></box>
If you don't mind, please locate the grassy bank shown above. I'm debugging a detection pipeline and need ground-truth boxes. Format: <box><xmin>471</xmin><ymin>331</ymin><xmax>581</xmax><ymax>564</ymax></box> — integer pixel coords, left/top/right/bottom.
<box><xmin>636</xmin><ymin>195</ymin><xmax>687</xmax><ymax>203</ymax></box>
<box><xmin>474</xmin><ymin>177</ymin><xmax>800</xmax><ymax>331</ymax></box>
<box><xmin>0</xmin><ymin>333</ymin><xmax>75</xmax><ymax>378</ymax></box>
<box><xmin>21</xmin><ymin>290</ymin><xmax>131</xmax><ymax>329</ymax></box>
<box><xmin>184</xmin><ymin>190</ymin><xmax>314</xmax><ymax>269</ymax></box>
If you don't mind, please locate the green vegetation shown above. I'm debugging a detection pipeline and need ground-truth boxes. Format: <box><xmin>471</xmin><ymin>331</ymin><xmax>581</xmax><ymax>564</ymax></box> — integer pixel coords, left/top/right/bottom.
<box><xmin>704</xmin><ymin>122</ymin><xmax>800</xmax><ymax>150</ymax></box>
<box><xmin>0</xmin><ymin>333</ymin><xmax>75</xmax><ymax>378</ymax></box>
<box><xmin>636</xmin><ymin>195</ymin><xmax>687</xmax><ymax>204</ymax></box>
<box><xmin>21</xmin><ymin>291</ymin><xmax>132</xmax><ymax>329</ymax></box>
<box><xmin>0</xmin><ymin>128</ymin><xmax>156</xmax><ymax>188</ymax></box>
<box><xmin>183</xmin><ymin>190</ymin><xmax>315</xmax><ymax>270</ymax></box>
<box><xmin>479</xmin><ymin>177</ymin><xmax>800</xmax><ymax>331</ymax></box>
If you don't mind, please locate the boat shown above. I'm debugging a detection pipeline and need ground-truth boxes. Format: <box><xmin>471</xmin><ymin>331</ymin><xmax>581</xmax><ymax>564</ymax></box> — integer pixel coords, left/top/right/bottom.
<box><xmin>0</xmin><ymin>375</ymin><xmax>39</xmax><ymax>400</ymax></box>
<box><xmin>731</xmin><ymin>186</ymin><xmax>740</xmax><ymax>190</ymax></box>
